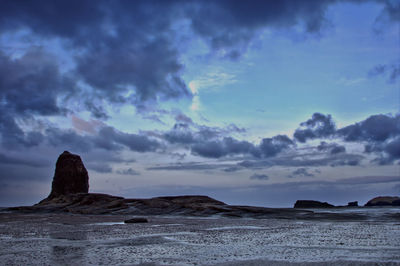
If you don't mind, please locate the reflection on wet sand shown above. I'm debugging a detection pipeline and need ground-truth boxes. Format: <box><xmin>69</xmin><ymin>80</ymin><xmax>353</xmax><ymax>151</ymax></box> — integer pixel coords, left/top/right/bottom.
<box><xmin>50</xmin><ymin>230</ymin><xmax>88</xmax><ymax>265</ymax></box>
<box><xmin>0</xmin><ymin>210</ymin><xmax>399</xmax><ymax>265</ymax></box>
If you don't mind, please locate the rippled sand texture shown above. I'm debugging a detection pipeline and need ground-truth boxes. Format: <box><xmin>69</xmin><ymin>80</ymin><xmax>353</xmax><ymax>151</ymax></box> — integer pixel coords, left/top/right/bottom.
<box><xmin>0</xmin><ymin>209</ymin><xmax>399</xmax><ymax>265</ymax></box>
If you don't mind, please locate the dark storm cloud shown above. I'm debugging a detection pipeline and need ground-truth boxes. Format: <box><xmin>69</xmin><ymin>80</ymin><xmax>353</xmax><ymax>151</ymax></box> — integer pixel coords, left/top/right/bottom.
<box><xmin>163</xmin><ymin>119</ymin><xmax>247</xmax><ymax>149</ymax></box>
<box><xmin>349</xmin><ymin>114</ymin><xmax>400</xmax><ymax>165</ymax></box>
<box><xmin>368</xmin><ymin>61</ymin><xmax>400</xmax><ymax>83</ymax></box>
<box><xmin>191</xmin><ymin>137</ymin><xmax>255</xmax><ymax>158</ymax></box>
<box><xmin>163</xmin><ymin>118</ymin><xmax>292</xmax><ymax>159</ymax></box>
<box><xmin>186</xmin><ymin>0</ymin><xmax>398</xmax><ymax>59</ymax></box>
<box><xmin>292</xmin><ymin>112</ymin><xmax>400</xmax><ymax>164</ymax></box>
<box><xmin>288</xmin><ymin>168</ymin><xmax>314</xmax><ymax>178</ymax></box>
<box><xmin>384</xmin><ymin>137</ymin><xmax>400</xmax><ymax>159</ymax></box>
<box><xmin>250</xmin><ymin>173</ymin><xmax>269</xmax><ymax>180</ymax></box>
<box><xmin>0</xmin><ymin>49</ymin><xmax>73</xmax><ymax>148</ymax></box>
<box><xmin>164</xmin><ymin>123</ymin><xmax>195</xmax><ymax>145</ymax></box>
<box><xmin>188</xmin><ymin>0</ymin><xmax>336</xmax><ymax>58</ymax></box>
<box><xmin>0</xmin><ymin>49</ymin><xmax>73</xmax><ymax>116</ymax></box>
<box><xmin>0</xmin><ymin>0</ymin><xmax>104</xmax><ymax>38</ymax></box>
<box><xmin>97</xmin><ymin>126</ymin><xmax>161</xmax><ymax>152</ymax></box>
<box><xmin>0</xmin><ymin>0</ymin><xmax>397</xmax><ymax>170</ymax></box>
<box><xmin>46</xmin><ymin>126</ymin><xmax>160</xmax><ymax>153</ymax></box>
<box><xmin>0</xmin><ymin>0</ymin><xmax>190</xmax><ymax>119</ymax></box>
<box><xmin>294</xmin><ymin>113</ymin><xmax>336</xmax><ymax>143</ymax></box>
<box><xmin>317</xmin><ymin>141</ymin><xmax>346</xmax><ymax>154</ymax></box>
<box><xmin>189</xmin><ymin>134</ymin><xmax>293</xmax><ymax>159</ymax></box>
<box><xmin>377</xmin><ymin>0</ymin><xmax>400</xmax><ymax>23</ymax></box>
<box><xmin>257</xmin><ymin>135</ymin><xmax>294</xmax><ymax>158</ymax></box>
<box><xmin>294</xmin><ymin>112</ymin><xmax>400</xmax><ymax>145</ymax></box>
<box><xmin>0</xmin><ymin>152</ymin><xmax>48</xmax><ymax>167</ymax></box>
<box><xmin>117</xmin><ymin>168</ymin><xmax>141</xmax><ymax>176</ymax></box>
<box><xmin>366</xmin><ymin>136</ymin><xmax>400</xmax><ymax>165</ymax></box>
<box><xmin>0</xmin><ymin>0</ymin><xmax>395</xmax><ymax>120</ymax></box>
<box><xmin>46</xmin><ymin>128</ymin><xmax>93</xmax><ymax>152</ymax></box>
<box><xmin>163</xmin><ymin>111</ymin><xmax>400</xmax><ymax>162</ymax></box>
<box><xmin>174</xmin><ymin>112</ymin><xmax>194</xmax><ymax>125</ymax></box>
<box><xmin>0</xmin><ymin>112</ymin><xmax>44</xmax><ymax>149</ymax></box>
<box><xmin>337</xmin><ymin>114</ymin><xmax>400</xmax><ymax>142</ymax></box>
<box><xmin>75</xmin><ymin>39</ymin><xmax>189</xmax><ymax>106</ymax></box>
<box><xmin>84</xmin><ymin>101</ymin><xmax>109</xmax><ymax>120</ymax></box>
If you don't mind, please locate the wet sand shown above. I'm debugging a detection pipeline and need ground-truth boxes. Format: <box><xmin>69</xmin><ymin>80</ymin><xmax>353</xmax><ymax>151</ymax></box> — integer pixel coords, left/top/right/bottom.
<box><xmin>0</xmin><ymin>208</ymin><xmax>399</xmax><ymax>265</ymax></box>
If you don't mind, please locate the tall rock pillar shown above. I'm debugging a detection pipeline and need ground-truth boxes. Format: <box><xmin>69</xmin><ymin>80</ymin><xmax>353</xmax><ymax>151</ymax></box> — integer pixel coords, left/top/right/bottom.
<box><xmin>47</xmin><ymin>151</ymin><xmax>89</xmax><ymax>199</ymax></box>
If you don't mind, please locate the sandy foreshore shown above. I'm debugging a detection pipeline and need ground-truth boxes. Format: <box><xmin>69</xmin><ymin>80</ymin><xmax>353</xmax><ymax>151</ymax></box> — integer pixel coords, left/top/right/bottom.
<box><xmin>0</xmin><ymin>208</ymin><xmax>399</xmax><ymax>265</ymax></box>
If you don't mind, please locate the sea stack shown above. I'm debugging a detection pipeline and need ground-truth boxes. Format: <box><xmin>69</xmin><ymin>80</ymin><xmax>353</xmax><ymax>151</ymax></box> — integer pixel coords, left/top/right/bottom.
<box><xmin>47</xmin><ymin>151</ymin><xmax>89</xmax><ymax>199</ymax></box>
<box><xmin>365</xmin><ymin>196</ymin><xmax>400</xmax><ymax>206</ymax></box>
<box><xmin>294</xmin><ymin>200</ymin><xmax>334</xmax><ymax>208</ymax></box>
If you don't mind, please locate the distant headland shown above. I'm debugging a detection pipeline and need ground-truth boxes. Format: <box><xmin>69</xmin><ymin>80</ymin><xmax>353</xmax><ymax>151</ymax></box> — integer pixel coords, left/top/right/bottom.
<box><xmin>6</xmin><ymin>151</ymin><xmax>400</xmax><ymax>219</ymax></box>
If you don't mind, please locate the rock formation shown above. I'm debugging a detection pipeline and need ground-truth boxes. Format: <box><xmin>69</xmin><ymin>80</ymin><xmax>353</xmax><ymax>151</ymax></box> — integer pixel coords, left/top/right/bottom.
<box><xmin>46</xmin><ymin>151</ymin><xmax>89</xmax><ymax>199</ymax></box>
<box><xmin>6</xmin><ymin>151</ymin><xmax>373</xmax><ymax>221</ymax></box>
<box><xmin>347</xmin><ymin>201</ymin><xmax>358</xmax><ymax>207</ymax></box>
<box><xmin>124</xmin><ymin>218</ymin><xmax>149</xmax><ymax>223</ymax></box>
<box><xmin>294</xmin><ymin>200</ymin><xmax>334</xmax><ymax>208</ymax></box>
<box><xmin>365</xmin><ymin>196</ymin><xmax>400</xmax><ymax>206</ymax></box>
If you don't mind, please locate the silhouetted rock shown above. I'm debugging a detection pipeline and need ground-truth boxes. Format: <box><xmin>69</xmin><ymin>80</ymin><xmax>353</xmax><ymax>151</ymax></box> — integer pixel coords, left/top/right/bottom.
<box><xmin>46</xmin><ymin>151</ymin><xmax>89</xmax><ymax>200</ymax></box>
<box><xmin>7</xmin><ymin>151</ymin><xmax>339</xmax><ymax>219</ymax></box>
<box><xmin>347</xmin><ymin>201</ymin><xmax>358</xmax><ymax>207</ymax></box>
<box><xmin>36</xmin><ymin>193</ymin><xmax>128</xmax><ymax>214</ymax></box>
<box><xmin>294</xmin><ymin>200</ymin><xmax>334</xmax><ymax>208</ymax></box>
<box><xmin>124</xmin><ymin>217</ymin><xmax>148</xmax><ymax>223</ymax></box>
<box><xmin>16</xmin><ymin>193</ymin><xmax>313</xmax><ymax>219</ymax></box>
<box><xmin>365</xmin><ymin>196</ymin><xmax>400</xmax><ymax>206</ymax></box>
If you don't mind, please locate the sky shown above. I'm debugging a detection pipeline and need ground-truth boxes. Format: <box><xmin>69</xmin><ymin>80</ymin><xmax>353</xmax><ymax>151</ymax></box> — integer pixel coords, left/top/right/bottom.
<box><xmin>0</xmin><ymin>0</ymin><xmax>399</xmax><ymax>207</ymax></box>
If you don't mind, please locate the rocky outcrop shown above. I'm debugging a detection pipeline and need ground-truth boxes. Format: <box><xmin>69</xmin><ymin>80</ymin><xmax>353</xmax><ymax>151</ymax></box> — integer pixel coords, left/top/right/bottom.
<box><xmin>35</xmin><ymin>193</ymin><xmax>127</xmax><ymax>214</ymax></box>
<box><xmin>294</xmin><ymin>200</ymin><xmax>334</xmax><ymax>208</ymax></box>
<box><xmin>10</xmin><ymin>194</ymin><xmax>370</xmax><ymax>220</ymax></box>
<box><xmin>45</xmin><ymin>151</ymin><xmax>89</xmax><ymax>200</ymax></box>
<box><xmin>347</xmin><ymin>201</ymin><xmax>358</xmax><ymax>207</ymax></box>
<box><xmin>6</xmin><ymin>151</ymin><xmax>370</xmax><ymax>220</ymax></box>
<box><xmin>125</xmin><ymin>218</ymin><xmax>149</xmax><ymax>223</ymax></box>
<box><xmin>1</xmin><ymin>193</ymin><xmax>309</xmax><ymax>218</ymax></box>
<box><xmin>365</xmin><ymin>196</ymin><xmax>400</xmax><ymax>206</ymax></box>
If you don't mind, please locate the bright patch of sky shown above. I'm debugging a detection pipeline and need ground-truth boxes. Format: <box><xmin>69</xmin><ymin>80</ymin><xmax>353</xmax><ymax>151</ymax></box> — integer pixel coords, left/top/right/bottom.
<box><xmin>168</xmin><ymin>1</ymin><xmax>399</xmax><ymax>141</ymax></box>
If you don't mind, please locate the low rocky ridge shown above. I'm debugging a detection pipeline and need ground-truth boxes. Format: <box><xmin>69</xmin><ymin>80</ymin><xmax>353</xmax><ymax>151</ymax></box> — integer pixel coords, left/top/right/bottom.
<box><xmin>10</xmin><ymin>193</ymin><xmax>314</xmax><ymax>219</ymax></box>
<box><xmin>365</xmin><ymin>196</ymin><xmax>400</xmax><ymax>206</ymax></box>
<box><xmin>294</xmin><ymin>200</ymin><xmax>334</xmax><ymax>208</ymax></box>
<box><xmin>347</xmin><ymin>201</ymin><xmax>358</xmax><ymax>207</ymax></box>
<box><xmin>7</xmin><ymin>151</ymin><xmax>313</xmax><ymax>218</ymax></box>
<box><xmin>5</xmin><ymin>151</ymin><xmax>399</xmax><ymax>220</ymax></box>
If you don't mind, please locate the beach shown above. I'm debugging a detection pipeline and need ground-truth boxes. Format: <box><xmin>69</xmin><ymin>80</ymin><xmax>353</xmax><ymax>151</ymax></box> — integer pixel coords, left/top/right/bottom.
<box><xmin>0</xmin><ymin>208</ymin><xmax>399</xmax><ymax>265</ymax></box>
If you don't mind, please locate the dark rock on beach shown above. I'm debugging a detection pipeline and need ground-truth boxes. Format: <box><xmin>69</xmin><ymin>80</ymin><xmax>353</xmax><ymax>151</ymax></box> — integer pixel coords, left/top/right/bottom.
<box><xmin>45</xmin><ymin>151</ymin><xmax>89</xmax><ymax>200</ymax></box>
<box><xmin>365</xmin><ymin>196</ymin><xmax>400</xmax><ymax>206</ymax></box>
<box><xmin>347</xmin><ymin>201</ymin><xmax>358</xmax><ymax>207</ymax></box>
<box><xmin>294</xmin><ymin>200</ymin><xmax>334</xmax><ymax>208</ymax></box>
<box><xmin>2</xmin><ymin>151</ymin><xmax>375</xmax><ymax>221</ymax></box>
<box><xmin>35</xmin><ymin>193</ymin><xmax>127</xmax><ymax>214</ymax></box>
<box><xmin>124</xmin><ymin>217</ymin><xmax>148</xmax><ymax>223</ymax></box>
<box><xmin>9</xmin><ymin>192</ymin><xmax>316</xmax><ymax>219</ymax></box>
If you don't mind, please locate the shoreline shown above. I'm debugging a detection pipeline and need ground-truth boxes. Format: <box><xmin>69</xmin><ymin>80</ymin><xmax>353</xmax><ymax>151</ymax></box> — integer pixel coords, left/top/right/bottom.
<box><xmin>1</xmin><ymin>209</ymin><xmax>399</xmax><ymax>265</ymax></box>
